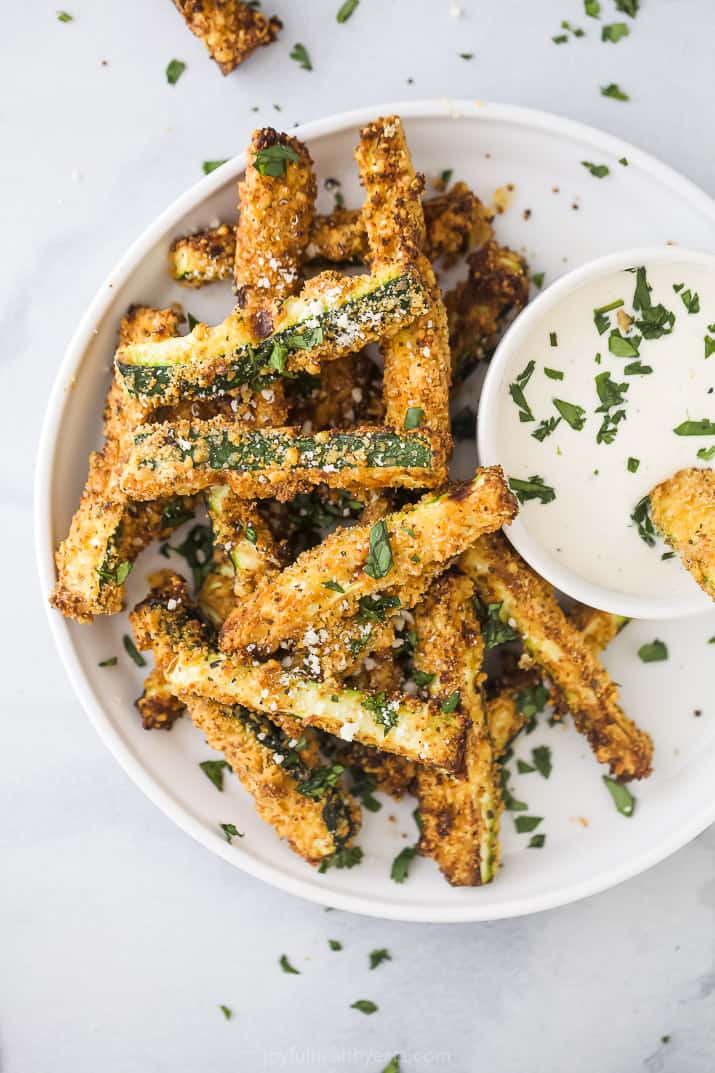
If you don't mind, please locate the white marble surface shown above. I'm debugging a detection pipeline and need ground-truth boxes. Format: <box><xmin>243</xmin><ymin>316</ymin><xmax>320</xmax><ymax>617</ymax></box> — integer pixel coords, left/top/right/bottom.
<box><xmin>3</xmin><ymin>1</ymin><xmax>715</xmax><ymax>1070</ymax></box>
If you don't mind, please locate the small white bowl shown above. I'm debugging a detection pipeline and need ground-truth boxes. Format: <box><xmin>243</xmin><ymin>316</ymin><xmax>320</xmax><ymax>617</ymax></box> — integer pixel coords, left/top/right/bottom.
<box><xmin>478</xmin><ymin>246</ymin><xmax>715</xmax><ymax>621</ymax></box>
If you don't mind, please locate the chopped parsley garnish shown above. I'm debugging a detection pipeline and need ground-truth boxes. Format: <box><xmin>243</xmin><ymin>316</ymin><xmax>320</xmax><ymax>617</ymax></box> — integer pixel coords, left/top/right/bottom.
<box><xmin>593</xmin><ymin>298</ymin><xmax>623</xmax><ymax>334</ymax></box>
<box><xmin>584</xmin><ymin>0</ymin><xmax>600</xmax><ymax>15</ymax></box>
<box><xmin>631</xmin><ymin>496</ymin><xmax>656</xmax><ymax>546</ymax></box>
<box><xmin>381</xmin><ymin>1058</ymin><xmax>401</xmax><ymax>1073</ymax></box>
<box><xmin>202</xmin><ymin>159</ymin><xmax>227</xmax><ymax>174</ymax></box>
<box><xmin>220</xmin><ymin>822</ymin><xmax>243</xmax><ymax>843</ymax></box>
<box><xmin>515</xmin><ymin>815</ymin><xmax>543</xmax><ymax>834</ymax></box>
<box><xmin>619</xmin><ymin>156</ymin><xmax>629</xmax><ymax>165</ymax></box>
<box><xmin>508</xmin><ymin>475</ymin><xmax>556</xmax><ymax>505</ymax></box>
<box><xmin>296</xmin><ymin>763</ymin><xmax>345</xmax><ymax>799</ymax></box>
<box><xmin>290</xmin><ymin>42</ymin><xmax>312</xmax><ymax>70</ymax></box>
<box><xmin>57</xmin><ymin>10</ymin><xmax>73</xmax><ymax>21</ymax></box>
<box><xmin>451</xmin><ymin>404</ymin><xmax>477</xmax><ymax>440</ymax></box>
<box><xmin>697</xmin><ymin>445</ymin><xmax>715</xmax><ymax>461</ymax></box>
<box><xmin>553</xmin><ymin>398</ymin><xmax>586</xmax><ymax>430</ymax></box>
<box><xmin>161</xmin><ymin>496</ymin><xmax>194</xmax><ymax>529</ymax></box>
<box><xmin>219</xmin><ymin>1005</ymin><xmax>232</xmax><ymax>1020</ymax></box>
<box><xmin>532</xmin><ymin>272</ymin><xmax>545</xmax><ymax>289</ymax></box>
<box><xmin>439</xmin><ymin>168</ymin><xmax>454</xmax><ymax>187</ymax></box>
<box><xmin>705</xmin><ymin>333</ymin><xmax>715</xmax><ymax>359</ymax></box>
<box><xmin>552</xmin><ymin>34</ymin><xmax>568</xmax><ymax>44</ymax></box>
<box><xmin>662</xmin><ymin>551</ymin><xmax>675</xmax><ymax>560</ymax></box>
<box><xmin>404</xmin><ymin>406</ymin><xmax>424</xmax><ymax>430</ymax></box>
<box><xmin>413</xmin><ymin>670</ymin><xmax>435</xmax><ymax>687</ymax></box>
<box><xmin>318</xmin><ymin>846</ymin><xmax>363</xmax><ymax>873</ymax></box>
<box><xmin>440</xmin><ymin>691</ymin><xmax>461</xmax><ymax>714</ymax></box>
<box><xmin>624</xmin><ymin>360</ymin><xmax>653</xmax><ymax>375</ymax></box>
<box><xmin>544</xmin><ymin>367</ymin><xmax>564</xmax><ymax>380</ymax></box>
<box><xmin>508</xmin><ymin>359</ymin><xmax>536</xmax><ymax>422</ymax></box>
<box><xmin>199</xmin><ymin>759</ymin><xmax>229</xmax><ymax>791</ymax></box>
<box><xmin>369</xmin><ymin>948</ymin><xmax>391</xmax><ymax>969</ymax></box>
<box><xmin>608</xmin><ymin>329</ymin><xmax>641</xmax><ymax>357</ymax></box>
<box><xmin>601</xmin><ymin>82</ymin><xmax>629</xmax><ymax>101</ymax></box>
<box><xmin>532</xmin><ymin>745</ymin><xmax>552</xmax><ymax>779</ymax></box>
<box><xmin>501</xmin><ymin>770</ymin><xmax>528</xmax><ymax>812</ymax></box>
<box><xmin>123</xmin><ymin>634</ymin><xmax>146</xmax><ymax>667</ymax></box>
<box><xmin>363</xmin><ymin>520</ymin><xmax>394</xmax><ymax>579</ymax></box>
<box><xmin>336</xmin><ymin>0</ymin><xmax>359</xmax><ymax>21</ymax></box>
<box><xmin>323</xmin><ymin>580</ymin><xmax>345</xmax><ymax>593</ymax></box>
<box><xmin>532</xmin><ymin>416</ymin><xmax>561</xmax><ymax>442</ymax></box>
<box><xmin>164</xmin><ymin>524</ymin><xmax>214</xmax><ymax>591</ymax></box>
<box><xmin>98</xmin><ymin>656</ymin><xmax>117</xmax><ymax>668</ymax></box>
<box><xmin>244</xmin><ymin>525</ymin><xmax>257</xmax><ymax>545</ymax></box>
<box><xmin>595</xmin><ymin>371</ymin><xmax>628</xmax><ymax>444</ymax></box>
<box><xmin>675</xmin><ymin>286</ymin><xmax>700</xmax><ymax>314</ymax></box>
<box><xmin>603</xmin><ymin>775</ymin><xmax>635</xmax><ymax>816</ymax></box>
<box><xmin>515</xmin><ymin>683</ymin><xmax>550</xmax><ymax>721</ymax></box>
<box><xmin>549</xmin><ymin>331</ymin><xmax>558</xmax><ymax>347</ymax></box>
<box><xmin>351</xmin><ymin>999</ymin><xmax>378</xmax><ymax>1014</ymax></box>
<box><xmin>638</xmin><ymin>639</ymin><xmax>668</xmax><ymax>662</ymax></box>
<box><xmin>390</xmin><ymin>845</ymin><xmax>418</xmax><ymax>883</ymax></box>
<box><xmin>459</xmin><ymin>52</ymin><xmax>474</xmax><ymax>59</ymax></box>
<box><xmin>601</xmin><ymin>22</ymin><xmax>629</xmax><ymax>42</ymax></box>
<box><xmin>627</xmin><ymin>457</ymin><xmax>640</xmax><ymax>473</ymax></box>
<box><xmin>328</xmin><ymin>939</ymin><xmax>342</xmax><ymax>951</ymax></box>
<box><xmin>279</xmin><ymin>954</ymin><xmax>300</xmax><ymax>974</ymax></box>
<box><xmin>363</xmin><ymin>692</ymin><xmax>399</xmax><ymax>734</ymax></box>
<box><xmin>673</xmin><ymin>419</ymin><xmax>715</xmax><ymax>436</ymax></box>
<box><xmin>581</xmin><ymin>161</ymin><xmax>610</xmax><ymax>178</ymax></box>
<box><xmin>615</xmin><ymin>0</ymin><xmax>639</xmax><ymax>15</ymax></box>
<box><xmin>98</xmin><ymin>560</ymin><xmax>131</xmax><ymax>586</ymax></box>
<box><xmin>473</xmin><ymin>597</ymin><xmax>519</xmax><ymax>648</ymax></box>
<box><xmin>166</xmin><ymin>59</ymin><xmax>186</xmax><ymax>84</ymax></box>
<box><xmin>517</xmin><ymin>759</ymin><xmax>535</xmax><ymax>774</ymax></box>
<box><xmin>254</xmin><ymin>143</ymin><xmax>300</xmax><ymax>177</ymax></box>
<box><xmin>528</xmin><ymin>834</ymin><xmax>546</xmax><ymax>848</ymax></box>
<box><xmin>349</xmin><ymin>768</ymin><xmax>381</xmax><ymax>812</ymax></box>
<box><xmin>356</xmin><ymin>593</ymin><xmax>400</xmax><ymax>623</ymax></box>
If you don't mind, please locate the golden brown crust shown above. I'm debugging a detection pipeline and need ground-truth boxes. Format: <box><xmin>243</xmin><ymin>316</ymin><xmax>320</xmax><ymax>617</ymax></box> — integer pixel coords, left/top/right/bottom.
<box><xmin>650</xmin><ymin>467</ymin><xmax>715</xmax><ymax>601</ymax></box>
<box><xmin>461</xmin><ymin>534</ymin><xmax>653</xmax><ymax>781</ymax></box>
<box><xmin>173</xmin><ymin>0</ymin><xmax>281</xmax><ymax>75</ymax></box>
<box><xmin>136</xmin><ymin>666</ymin><xmax>186</xmax><ymax>730</ymax></box>
<box><xmin>291</xmin><ymin>353</ymin><xmax>385</xmax><ymax>432</ymax></box>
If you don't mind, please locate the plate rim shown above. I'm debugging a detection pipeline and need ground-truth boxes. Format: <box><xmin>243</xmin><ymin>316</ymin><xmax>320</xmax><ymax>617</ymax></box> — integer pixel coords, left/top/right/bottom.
<box><xmin>34</xmin><ymin>98</ymin><xmax>715</xmax><ymax>923</ymax></box>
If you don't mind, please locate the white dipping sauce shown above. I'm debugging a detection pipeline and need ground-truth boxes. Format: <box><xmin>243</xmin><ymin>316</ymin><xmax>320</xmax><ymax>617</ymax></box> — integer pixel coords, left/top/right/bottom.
<box><xmin>495</xmin><ymin>261</ymin><xmax>715</xmax><ymax>599</ymax></box>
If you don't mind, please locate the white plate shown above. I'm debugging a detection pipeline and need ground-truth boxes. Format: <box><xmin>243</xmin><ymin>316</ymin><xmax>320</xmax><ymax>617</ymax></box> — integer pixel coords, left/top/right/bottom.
<box><xmin>35</xmin><ymin>100</ymin><xmax>715</xmax><ymax>923</ymax></box>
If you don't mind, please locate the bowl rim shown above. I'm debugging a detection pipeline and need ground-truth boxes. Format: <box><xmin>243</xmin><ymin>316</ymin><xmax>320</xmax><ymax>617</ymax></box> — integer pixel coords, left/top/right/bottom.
<box><xmin>478</xmin><ymin>244</ymin><xmax>715</xmax><ymax>622</ymax></box>
<box><xmin>34</xmin><ymin>99</ymin><xmax>715</xmax><ymax>922</ymax></box>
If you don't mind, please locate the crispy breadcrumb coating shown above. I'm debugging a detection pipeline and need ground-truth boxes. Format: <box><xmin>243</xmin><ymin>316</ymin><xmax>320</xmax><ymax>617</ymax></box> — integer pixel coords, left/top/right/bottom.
<box><xmin>650</xmin><ymin>467</ymin><xmax>715</xmax><ymax>602</ymax></box>
<box><xmin>173</xmin><ymin>0</ymin><xmax>281</xmax><ymax>75</ymax></box>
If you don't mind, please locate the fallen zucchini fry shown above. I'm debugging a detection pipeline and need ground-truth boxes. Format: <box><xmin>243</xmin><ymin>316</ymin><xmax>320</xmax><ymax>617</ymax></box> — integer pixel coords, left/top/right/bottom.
<box><xmin>168</xmin><ymin>182</ymin><xmax>486</xmax><ymax>286</ymax></box>
<box><xmin>184</xmin><ymin>696</ymin><xmax>360</xmax><ymax>865</ymax></box>
<box><xmin>130</xmin><ymin>575</ymin><xmax>466</xmax><ymax>770</ymax></box>
<box><xmin>172</xmin><ymin>0</ymin><xmax>281</xmax><ymax>75</ymax></box>
<box><xmin>115</xmin><ymin>265</ymin><xmax>427</xmax><ymax>407</ymax></box>
<box><xmin>219</xmin><ymin>468</ymin><xmax>517</xmax><ymax>655</ymax></box>
<box><xmin>413</xmin><ymin>575</ymin><xmax>501</xmax><ymax>886</ymax></box>
<box><xmin>650</xmin><ymin>467</ymin><xmax>715</xmax><ymax>602</ymax></box>
<box><xmin>356</xmin><ymin>116</ymin><xmax>451</xmax><ymax>467</ymax></box>
<box><xmin>121</xmin><ymin>421</ymin><xmax>439</xmax><ymax>501</ymax></box>
<box><xmin>460</xmin><ymin>534</ymin><xmax>653</xmax><ymax>780</ymax></box>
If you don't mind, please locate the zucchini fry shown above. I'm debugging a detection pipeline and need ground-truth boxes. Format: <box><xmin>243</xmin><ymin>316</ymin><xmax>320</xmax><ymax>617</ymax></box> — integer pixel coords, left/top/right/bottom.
<box><xmin>445</xmin><ymin>240</ymin><xmax>530</xmax><ymax>384</ymax></box>
<box><xmin>355</xmin><ymin>116</ymin><xmax>451</xmax><ymax>469</ymax></box>
<box><xmin>115</xmin><ymin>265</ymin><xmax>427</xmax><ymax>407</ymax></box>
<box><xmin>460</xmin><ymin>534</ymin><xmax>653</xmax><ymax>780</ymax></box>
<box><xmin>205</xmin><ymin>483</ymin><xmax>282</xmax><ymax>594</ymax></box>
<box><xmin>185</xmin><ymin>696</ymin><xmax>360</xmax><ymax>865</ymax></box>
<box><xmin>50</xmin><ymin>305</ymin><xmax>186</xmax><ymax>621</ymax></box>
<box><xmin>121</xmin><ymin>420</ymin><xmax>439</xmax><ymax>501</ymax></box>
<box><xmin>168</xmin><ymin>183</ymin><xmax>486</xmax><ymax>286</ymax></box>
<box><xmin>135</xmin><ymin>666</ymin><xmax>186</xmax><ymax>730</ymax></box>
<box><xmin>172</xmin><ymin>0</ymin><xmax>281</xmax><ymax>75</ymax></box>
<box><xmin>650</xmin><ymin>467</ymin><xmax>715</xmax><ymax>602</ymax></box>
<box><xmin>130</xmin><ymin>575</ymin><xmax>466</xmax><ymax>771</ymax></box>
<box><xmin>413</xmin><ymin>575</ymin><xmax>501</xmax><ymax>886</ymax></box>
<box><xmin>219</xmin><ymin>468</ymin><xmax>517</xmax><ymax>655</ymax></box>
<box><xmin>292</xmin><ymin>352</ymin><xmax>385</xmax><ymax>432</ymax></box>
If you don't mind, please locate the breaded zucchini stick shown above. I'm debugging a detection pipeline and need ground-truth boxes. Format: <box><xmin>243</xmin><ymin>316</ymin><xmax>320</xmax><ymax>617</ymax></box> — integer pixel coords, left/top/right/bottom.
<box><xmin>50</xmin><ymin>305</ymin><xmax>186</xmax><ymax>621</ymax></box>
<box><xmin>115</xmin><ymin>265</ymin><xmax>427</xmax><ymax>407</ymax></box>
<box><xmin>291</xmin><ymin>353</ymin><xmax>385</xmax><ymax>432</ymax></box>
<box><xmin>205</xmin><ymin>484</ymin><xmax>282</xmax><ymax>595</ymax></box>
<box><xmin>172</xmin><ymin>0</ymin><xmax>281</xmax><ymax>75</ymax></box>
<box><xmin>413</xmin><ymin>575</ymin><xmax>501</xmax><ymax>886</ymax></box>
<box><xmin>130</xmin><ymin>575</ymin><xmax>466</xmax><ymax>771</ymax></box>
<box><xmin>121</xmin><ymin>420</ymin><xmax>439</xmax><ymax>501</ymax></box>
<box><xmin>185</xmin><ymin>696</ymin><xmax>360</xmax><ymax>865</ymax></box>
<box><xmin>355</xmin><ymin>116</ymin><xmax>451</xmax><ymax>472</ymax></box>
<box><xmin>650</xmin><ymin>467</ymin><xmax>715</xmax><ymax>601</ymax></box>
<box><xmin>168</xmin><ymin>183</ymin><xmax>486</xmax><ymax>286</ymax></box>
<box><xmin>135</xmin><ymin>666</ymin><xmax>186</xmax><ymax>730</ymax></box>
<box><xmin>445</xmin><ymin>240</ymin><xmax>530</xmax><ymax>384</ymax></box>
<box><xmin>460</xmin><ymin>535</ymin><xmax>653</xmax><ymax>780</ymax></box>
<box><xmin>219</xmin><ymin>468</ymin><xmax>517</xmax><ymax>655</ymax></box>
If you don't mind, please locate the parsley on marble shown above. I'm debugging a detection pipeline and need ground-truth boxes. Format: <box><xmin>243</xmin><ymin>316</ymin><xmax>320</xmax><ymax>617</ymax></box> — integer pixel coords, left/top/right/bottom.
<box><xmin>601</xmin><ymin>22</ymin><xmax>629</xmax><ymax>42</ymax></box>
<box><xmin>166</xmin><ymin>59</ymin><xmax>186</xmax><ymax>84</ymax></box>
<box><xmin>280</xmin><ymin>954</ymin><xmax>300</xmax><ymax>974</ymax></box>
<box><xmin>601</xmin><ymin>83</ymin><xmax>629</xmax><ymax>100</ymax></box>
<box><xmin>57</xmin><ymin>10</ymin><xmax>73</xmax><ymax>21</ymax></box>
<box><xmin>528</xmin><ymin>834</ymin><xmax>546</xmax><ymax>848</ymax></box>
<box><xmin>351</xmin><ymin>999</ymin><xmax>378</xmax><ymax>1014</ymax></box>
<box><xmin>336</xmin><ymin>0</ymin><xmax>359</xmax><ymax>21</ymax></box>
<box><xmin>369</xmin><ymin>948</ymin><xmax>391</xmax><ymax>969</ymax></box>
<box><xmin>615</xmin><ymin>0</ymin><xmax>639</xmax><ymax>15</ymax></box>
<box><xmin>202</xmin><ymin>159</ymin><xmax>227</xmax><ymax>174</ymax></box>
<box><xmin>290</xmin><ymin>43</ymin><xmax>312</xmax><ymax>70</ymax></box>
<box><xmin>219</xmin><ymin>1005</ymin><xmax>232</xmax><ymax>1020</ymax></box>
<box><xmin>584</xmin><ymin>0</ymin><xmax>600</xmax><ymax>15</ymax></box>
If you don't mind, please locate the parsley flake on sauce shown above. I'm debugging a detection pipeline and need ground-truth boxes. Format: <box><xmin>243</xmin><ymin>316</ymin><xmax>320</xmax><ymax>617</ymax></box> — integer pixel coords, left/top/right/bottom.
<box><xmin>631</xmin><ymin>496</ymin><xmax>656</xmax><ymax>546</ymax></box>
<box><xmin>553</xmin><ymin>398</ymin><xmax>587</xmax><ymax>430</ymax></box>
<box><xmin>508</xmin><ymin>475</ymin><xmax>556</xmax><ymax>505</ymax></box>
<box><xmin>508</xmin><ymin>359</ymin><xmax>536</xmax><ymax>422</ymax></box>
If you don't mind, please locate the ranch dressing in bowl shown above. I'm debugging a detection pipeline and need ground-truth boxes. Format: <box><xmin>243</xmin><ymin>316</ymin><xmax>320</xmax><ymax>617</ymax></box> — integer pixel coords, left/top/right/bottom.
<box><xmin>479</xmin><ymin>248</ymin><xmax>715</xmax><ymax>618</ymax></box>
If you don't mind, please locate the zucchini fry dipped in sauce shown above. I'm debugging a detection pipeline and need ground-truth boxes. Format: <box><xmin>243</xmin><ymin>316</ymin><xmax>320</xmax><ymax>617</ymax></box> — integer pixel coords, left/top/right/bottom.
<box><xmin>172</xmin><ymin>0</ymin><xmax>281</xmax><ymax>75</ymax></box>
<box><xmin>50</xmin><ymin>305</ymin><xmax>187</xmax><ymax>622</ymax></box>
<box><xmin>650</xmin><ymin>467</ymin><xmax>715</xmax><ymax>602</ymax></box>
<box><xmin>219</xmin><ymin>468</ymin><xmax>517</xmax><ymax>655</ymax></box>
<box><xmin>460</xmin><ymin>534</ymin><xmax>653</xmax><ymax>781</ymax></box>
<box><xmin>115</xmin><ymin>265</ymin><xmax>427</xmax><ymax>407</ymax></box>
<box><xmin>185</xmin><ymin>696</ymin><xmax>360</xmax><ymax>866</ymax></box>
<box><xmin>168</xmin><ymin>182</ymin><xmax>487</xmax><ymax>285</ymax></box>
<box><xmin>445</xmin><ymin>240</ymin><xmax>530</xmax><ymax>384</ymax></box>
<box><xmin>355</xmin><ymin>115</ymin><xmax>451</xmax><ymax>479</ymax></box>
<box><xmin>412</xmin><ymin>575</ymin><xmax>501</xmax><ymax>886</ymax></box>
<box><xmin>130</xmin><ymin>574</ymin><xmax>466</xmax><ymax>770</ymax></box>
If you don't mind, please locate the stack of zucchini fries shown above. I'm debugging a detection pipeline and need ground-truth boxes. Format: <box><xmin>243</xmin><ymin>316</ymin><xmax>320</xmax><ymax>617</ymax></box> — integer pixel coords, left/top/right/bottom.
<box><xmin>50</xmin><ymin>116</ymin><xmax>654</xmax><ymax>885</ymax></box>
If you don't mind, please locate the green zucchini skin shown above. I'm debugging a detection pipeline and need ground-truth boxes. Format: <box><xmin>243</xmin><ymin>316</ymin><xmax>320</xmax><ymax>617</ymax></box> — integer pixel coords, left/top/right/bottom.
<box><xmin>115</xmin><ymin>268</ymin><xmax>426</xmax><ymax>406</ymax></box>
<box><xmin>121</xmin><ymin>422</ymin><xmax>438</xmax><ymax>500</ymax></box>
